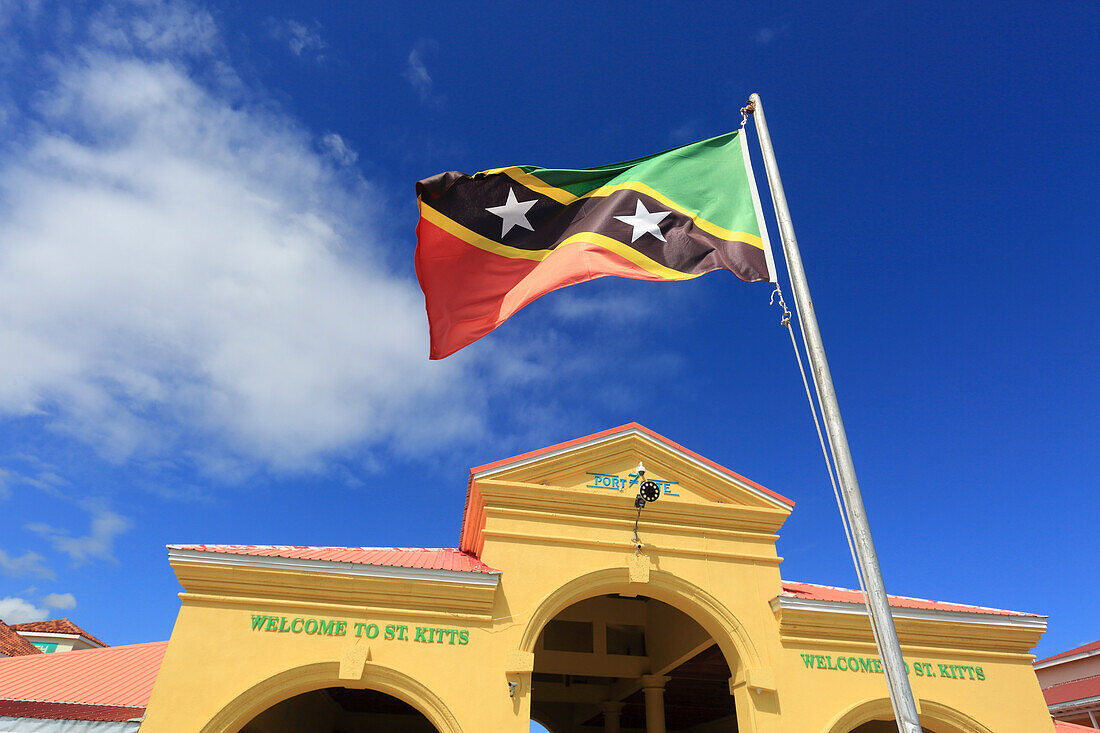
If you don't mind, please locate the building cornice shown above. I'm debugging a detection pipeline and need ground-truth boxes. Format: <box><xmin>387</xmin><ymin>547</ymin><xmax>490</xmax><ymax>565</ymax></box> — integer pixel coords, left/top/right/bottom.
<box><xmin>772</xmin><ymin>595</ymin><xmax>1048</xmax><ymax>631</ymax></box>
<box><xmin>167</xmin><ymin>548</ymin><xmax>500</xmax><ymax>587</ymax></box>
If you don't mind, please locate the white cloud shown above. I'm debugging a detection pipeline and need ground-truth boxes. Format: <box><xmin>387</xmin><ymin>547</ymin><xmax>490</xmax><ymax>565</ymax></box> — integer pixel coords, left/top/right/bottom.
<box><xmin>0</xmin><ymin>549</ymin><xmax>54</xmax><ymax>579</ymax></box>
<box><xmin>550</xmin><ymin>291</ymin><xmax>657</xmax><ymax>325</ymax></box>
<box><xmin>88</xmin><ymin>0</ymin><xmax>220</xmax><ymax>59</ymax></box>
<box><xmin>0</xmin><ymin>596</ymin><xmax>48</xmax><ymax>623</ymax></box>
<box><xmin>404</xmin><ymin>40</ymin><xmax>443</xmax><ymax>107</ymax></box>
<box><xmin>268</xmin><ymin>17</ymin><xmax>326</xmax><ymax>61</ymax></box>
<box><xmin>28</xmin><ymin>507</ymin><xmax>132</xmax><ymax>565</ymax></box>
<box><xmin>321</xmin><ymin>132</ymin><xmax>357</xmax><ymax>166</ymax></box>
<box><xmin>43</xmin><ymin>592</ymin><xmax>76</xmax><ymax>609</ymax></box>
<box><xmin>0</xmin><ymin>2</ymin><xmax>494</xmax><ymax>475</ymax></box>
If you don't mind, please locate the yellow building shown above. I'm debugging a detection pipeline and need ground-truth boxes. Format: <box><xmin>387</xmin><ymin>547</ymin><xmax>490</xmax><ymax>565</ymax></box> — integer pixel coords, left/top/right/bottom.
<box><xmin>141</xmin><ymin>424</ymin><xmax>1054</xmax><ymax>733</ymax></box>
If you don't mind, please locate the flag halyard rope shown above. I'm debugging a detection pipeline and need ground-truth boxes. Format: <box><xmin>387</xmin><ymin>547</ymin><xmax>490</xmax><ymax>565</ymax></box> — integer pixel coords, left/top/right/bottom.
<box><xmin>770</xmin><ymin>283</ymin><xmax>882</xmax><ymax>648</ymax></box>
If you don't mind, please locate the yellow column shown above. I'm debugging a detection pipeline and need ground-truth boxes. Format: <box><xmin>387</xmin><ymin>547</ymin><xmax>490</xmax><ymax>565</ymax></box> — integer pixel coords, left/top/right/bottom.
<box><xmin>602</xmin><ymin>701</ymin><xmax>623</xmax><ymax>733</ymax></box>
<box><xmin>640</xmin><ymin>674</ymin><xmax>670</xmax><ymax>733</ymax></box>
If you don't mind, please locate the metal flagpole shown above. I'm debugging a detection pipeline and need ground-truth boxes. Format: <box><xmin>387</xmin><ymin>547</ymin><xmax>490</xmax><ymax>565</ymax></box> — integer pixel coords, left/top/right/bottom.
<box><xmin>746</xmin><ymin>93</ymin><xmax>923</xmax><ymax>733</ymax></box>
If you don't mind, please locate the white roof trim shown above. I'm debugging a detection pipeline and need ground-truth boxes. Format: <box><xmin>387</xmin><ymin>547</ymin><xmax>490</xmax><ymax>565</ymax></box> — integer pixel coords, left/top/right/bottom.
<box><xmin>773</xmin><ymin>595</ymin><xmax>1047</xmax><ymax>630</ymax></box>
<box><xmin>14</xmin><ymin>631</ymin><xmax>103</xmax><ymax>646</ymax></box>
<box><xmin>473</xmin><ymin>426</ymin><xmax>792</xmax><ymax>510</ymax></box>
<box><xmin>167</xmin><ymin>548</ymin><xmax>501</xmax><ymax>587</ymax></box>
<box><xmin>1048</xmin><ymin>695</ymin><xmax>1100</xmax><ymax>711</ymax></box>
<box><xmin>1034</xmin><ymin>646</ymin><xmax>1100</xmax><ymax>669</ymax></box>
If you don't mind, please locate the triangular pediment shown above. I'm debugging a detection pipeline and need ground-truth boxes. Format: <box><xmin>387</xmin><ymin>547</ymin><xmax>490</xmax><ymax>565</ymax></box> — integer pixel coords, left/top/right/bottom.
<box><xmin>459</xmin><ymin>424</ymin><xmax>794</xmax><ymax>556</ymax></box>
<box><xmin>471</xmin><ymin>423</ymin><xmax>793</xmax><ymax>511</ymax></box>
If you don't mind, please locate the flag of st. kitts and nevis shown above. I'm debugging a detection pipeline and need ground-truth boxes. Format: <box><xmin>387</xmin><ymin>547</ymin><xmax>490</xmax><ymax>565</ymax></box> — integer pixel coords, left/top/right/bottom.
<box><xmin>414</xmin><ymin>130</ymin><xmax>777</xmax><ymax>359</ymax></box>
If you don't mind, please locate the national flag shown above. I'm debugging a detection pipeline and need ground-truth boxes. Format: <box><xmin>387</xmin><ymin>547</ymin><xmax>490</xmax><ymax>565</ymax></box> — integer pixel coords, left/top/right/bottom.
<box><xmin>414</xmin><ymin>130</ymin><xmax>775</xmax><ymax>359</ymax></box>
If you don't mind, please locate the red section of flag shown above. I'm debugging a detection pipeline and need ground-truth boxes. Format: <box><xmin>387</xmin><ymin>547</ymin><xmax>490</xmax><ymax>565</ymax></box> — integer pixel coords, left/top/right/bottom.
<box><xmin>414</xmin><ymin>216</ymin><xmax>660</xmax><ymax>359</ymax></box>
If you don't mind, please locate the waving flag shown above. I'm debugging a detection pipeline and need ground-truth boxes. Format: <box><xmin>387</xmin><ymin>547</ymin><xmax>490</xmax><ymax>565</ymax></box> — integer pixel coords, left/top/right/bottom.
<box><xmin>414</xmin><ymin>130</ymin><xmax>775</xmax><ymax>359</ymax></box>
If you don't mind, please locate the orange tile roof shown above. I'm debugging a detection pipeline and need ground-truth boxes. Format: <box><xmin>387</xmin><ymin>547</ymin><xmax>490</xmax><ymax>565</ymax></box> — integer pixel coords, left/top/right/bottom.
<box><xmin>11</xmin><ymin>618</ymin><xmax>108</xmax><ymax>648</ymax></box>
<box><xmin>0</xmin><ymin>699</ymin><xmax>146</xmax><ymax>722</ymax></box>
<box><xmin>779</xmin><ymin>581</ymin><xmax>1043</xmax><ymax>617</ymax></box>
<box><xmin>169</xmin><ymin>545</ymin><xmax>499</xmax><ymax>573</ymax></box>
<box><xmin>1036</xmin><ymin>639</ymin><xmax>1100</xmax><ymax>665</ymax></box>
<box><xmin>0</xmin><ymin>620</ymin><xmax>42</xmax><ymax>657</ymax></box>
<box><xmin>1054</xmin><ymin>720</ymin><xmax>1100</xmax><ymax>731</ymax></box>
<box><xmin>0</xmin><ymin>641</ymin><xmax>167</xmax><ymax>708</ymax></box>
<box><xmin>1044</xmin><ymin>675</ymin><xmax>1100</xmax><ymax>706</ymax></box>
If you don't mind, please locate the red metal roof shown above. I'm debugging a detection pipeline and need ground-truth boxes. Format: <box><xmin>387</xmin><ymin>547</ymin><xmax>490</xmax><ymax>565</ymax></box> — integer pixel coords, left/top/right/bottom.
<box><xmin>1054</xmin><ymin>720</ymin><xmax>1100</xmax><ymax>732</ymax></box>
<box><xmin>0</xmin><ymin>620</ymin><xmax>42</xmax><ymax>657</ymax></box>
<box><xmin>470</xmin><ymin>423</ymin><xmax>795</xmax><ymax>507</ymax></box>
<box><xmin>0</xmin><ymin>699</ymin><xmax>145</xmax><ymax>722</ymax></box>
<box><xmin>1036</xmin><ymin>639</ymin><xmax>1100</xmax><ymax>665</ymax></box>
<box><xmin>779</xmin><ymin>581</ymin><xmax>1043</xmax><ymax>617</ymax></box>
<box><xmin>0</xmin><ymin>641</ymin><xmax>167</xmax><ymax>708</ymax></box>
<box><xmin>1044</xmin><ymin>675</ymin><xmax>1100</xmax><ymax>706</ymax></box>
<box><xmin>11</xmin><ymin>618</ymin><xmax>108</xmax><ymax>648</ymax></box>
<box><xmin>169</xmin><ymin>545</ymin><xmax>499</xmax><ymax>573</ymax></box>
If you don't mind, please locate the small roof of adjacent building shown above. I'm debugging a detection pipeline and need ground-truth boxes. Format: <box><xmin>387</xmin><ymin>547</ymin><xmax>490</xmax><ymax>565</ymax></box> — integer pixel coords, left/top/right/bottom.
<box><xmin>1054</xmin><ymin>720</ymin><xmax>1100</xmax><ymax>732</ymax></box>
<box><xmin>1035</xmin><ymin>639</ymin><xmax>1100</xmax><ymax>666</ymax></box>
<box><xmin>0</xmin><ymin>620</ymin><xmax>42</xmax><ymax>657</ymax></box>
<box><xmin>1043</xmin><ymin>674</ymin><xmax>1100</xmax><ymax>707</ymax></box>
<box><xmin>11</xmin><ymin>618</ymin><xmax>109</xmax><ymax>648</ymax></box>
<box><xmin>0</xmin><ymin>641</ymin><xmax>167</xmax><ymax>721</ymax></box>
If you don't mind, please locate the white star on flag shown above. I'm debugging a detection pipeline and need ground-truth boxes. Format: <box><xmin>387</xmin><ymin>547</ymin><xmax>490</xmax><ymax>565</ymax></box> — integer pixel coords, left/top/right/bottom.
<box><xmin>486</xmin><ymin>188</ymin><xmax>537</xmax><ymax>237</ymax></box>
<box><xmin>614</xmin><ymin>200</ymin><xmax>670</xmax><ymax>243</ymax></box>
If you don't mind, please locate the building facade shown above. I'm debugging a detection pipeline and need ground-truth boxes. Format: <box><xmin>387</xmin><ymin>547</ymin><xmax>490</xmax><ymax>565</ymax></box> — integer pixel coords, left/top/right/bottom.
<box><xmin>140</xmin><ymin>424</ymin><xmax>1055</xmax><ymax>732</ymax></box>
<box><xmin>1035</xmin><ymin>641</ymin><xmax>1100</xmax><ymax>728</ymax></box>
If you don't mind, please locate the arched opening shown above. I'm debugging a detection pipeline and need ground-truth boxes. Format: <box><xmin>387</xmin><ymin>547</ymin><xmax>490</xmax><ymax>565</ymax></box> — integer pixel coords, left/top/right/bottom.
<box><xmin>238</xmin><ymin>686</ymin><xmax>440</xmax><ymax>733</ymax></box>
<box><xmin>825</xmin><ymin>698</ymin><xmax>994</xmax><ymax>733</ymax></box>
<box><xmin>530</xmin><ymin>594</ymin><xmax>739</xmax><ymax>732</ymax></box>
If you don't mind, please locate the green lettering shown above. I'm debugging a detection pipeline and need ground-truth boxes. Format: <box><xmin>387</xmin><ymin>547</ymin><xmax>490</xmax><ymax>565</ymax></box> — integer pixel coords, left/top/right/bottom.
<box><xmin>251</xmin><ymin>615</ymin><xmax>269</xmax><ymax>631</ymax></box>
<box><xmin>291</xmin><ymin>617</ymin><xmax>304</xmax><ymax>633</ymax></box>
<box><xmin>872</xmin><ymin>659</ymin><xmax>882</xmax><ymax>672</ymax></box>
<box><xmin>859</xmin><ymin>658</ymin><xmax>873</xmax><ymax>672</ymax></box>
<box><xmin>826</xmin><ymin>655</ymin><xmax>837</xmax><ymax>670</ymax></box>
<box><xmin>385</xmin><ymin>624</ymin><xmax>396</xmax><ymax>640</ymax></box>
<box><xmin>816</xmin><ymin>655</ymin><xmax>826</xmax><ymax>669</ymax></box>
<box><xmin>801</xmin><ymin>653</ymin><xmax>816</xmax><ymax>668</ymax></box>
<box><xmin>938</xmin><ymin>664</ymin><xmax>951</xmax><ymax>677</ymax></box>
<box><xmin>914</xmin><ymin>662</ymin><xmax>924</xmax><ymax>677</ymax></box>
<box><xmin>304</xmin><ymin>618</ymin><xmax>318</xmax><ymax>634</ymax></box>
<box><xmin>317</xmin><ymin>619</ymin><xmax>333</xmax><ymax>636</ymax></box>
<box><xmin>976</xmin><ymin>666</ymin><xmax>985</xmax><ymax>681</ymax></box>
<box><xmin>335</xmin><ymin>620</ymin><xmax>346</xmax><ymax>636</ymax></box>
<box><xmin>277</xmin><ymin>617</ymin><xmax>290</xmax><ymax>632</ymax></box>
<box><xmin>415</xmin><ymin>627</ymin><xmax>428</xmax><ymax>642</ymax></box>
<box><xmin>847</xmin><ymin>656</ymin><xmax>859</xmax><ymax>672</ymax></box>
<box><xmin>459</xmin><ymin>630</ymin><xmax>469</xmax><ymax>645</ymax></box>
<box><xmin>366</xmin><ymin>623</ymin><xmax>379</xmax><ymax>639</ymax></box>
<box><xmin>964</xmin><ymin>665</ymin><xmax>975</xmax><ymax>680</ymax></box>
<box><xmin>446</xmin><ymin>629</ymin><xmax>458</xmax><ymax>644</ymax></box>
<box><xmin>398</xmin><ymin>625</ymin><xmax>408</xmax><ymax>641</ymax></box>
<box><xmin>354</xmin><ymin>622</ymin><xmax>366</xmax><ymax>638</ymax></box>
<box><xmin>837</xmin><ymin>657</ymin><xmax>848</xmax><ymax>671</ymax></box>
<box><xmin>266</xmin><ymin>616</ymin><xmax>279</xmax><ymax>631</ymax></box>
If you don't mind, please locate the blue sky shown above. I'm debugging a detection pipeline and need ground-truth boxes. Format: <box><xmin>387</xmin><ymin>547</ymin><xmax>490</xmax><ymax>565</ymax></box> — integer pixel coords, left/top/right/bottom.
<box><xmin>0</xmin><ymin>0</ymin><xmax>1096</xmax><ymax>677</ymax></box>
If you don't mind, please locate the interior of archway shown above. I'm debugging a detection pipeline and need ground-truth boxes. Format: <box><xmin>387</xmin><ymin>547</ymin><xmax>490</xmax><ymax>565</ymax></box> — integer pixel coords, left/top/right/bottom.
<box><xmin>238</xmin><ymin>687</ymin><xmax>439</xmax><ymax>733</ymax></box>
<box><xmin>531</xmin><ymin>595</ymin><xmax>738</xmax><ymax>732</ymax></box>
<box><xmin>849</xmin><ymin>722</ymin><xmax>942</xmax><ymax>733</ymax></box>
